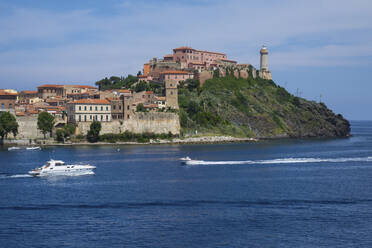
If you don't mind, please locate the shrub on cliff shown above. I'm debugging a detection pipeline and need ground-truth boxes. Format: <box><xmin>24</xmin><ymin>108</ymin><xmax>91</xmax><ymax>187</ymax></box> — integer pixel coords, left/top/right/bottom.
<box><xmin>0</xmin><ymin>111</ymin><xmax>18</xmax><ymax>140</ymax></box>
<box><xmin>87</xmin><ymin>121</ymin><xmax>101</xmax><ymax>143</ymax></box>
<box><xmin>37</xmin><ymin>112</ymin><xmax>55</xmax><ymax>139</ymax></box>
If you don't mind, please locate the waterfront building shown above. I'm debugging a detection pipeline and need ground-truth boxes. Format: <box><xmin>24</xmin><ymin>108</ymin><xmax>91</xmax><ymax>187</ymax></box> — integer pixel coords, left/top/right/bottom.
<box><xmin>67</xmin><ymin>99</ymin><xmax>111</xmax><ymax>123</ymax></box>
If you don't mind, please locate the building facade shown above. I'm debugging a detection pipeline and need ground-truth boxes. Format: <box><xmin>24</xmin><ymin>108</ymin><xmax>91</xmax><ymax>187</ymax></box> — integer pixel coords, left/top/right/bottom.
<box><xmin>160</xmin><ymin>70</ymin><xmax>194</xmax><ymax>85</ymax></box>
<box><xmin>67</xmin><ymin>99</ymin><xmax>111</xmax><ymax>123</ymax></box>
<box><xmin>0</xmin><ymin>90</ymin><xmax>18</xmax><ymax>112</ymax></box>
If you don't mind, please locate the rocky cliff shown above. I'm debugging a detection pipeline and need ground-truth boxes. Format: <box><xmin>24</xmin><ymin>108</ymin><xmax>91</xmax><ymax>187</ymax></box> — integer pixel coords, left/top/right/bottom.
<box><xmin>178</xmin><ymin>76</ymin><xmax>350</xmax><ymax>138</ymax></box>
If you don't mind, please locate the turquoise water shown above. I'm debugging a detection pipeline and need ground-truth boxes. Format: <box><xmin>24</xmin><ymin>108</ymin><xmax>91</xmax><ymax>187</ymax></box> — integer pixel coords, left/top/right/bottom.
<box><xmin>1</xmin><ymin>121</ymin><xmax>372</xmax><ymax>247</ymax></box>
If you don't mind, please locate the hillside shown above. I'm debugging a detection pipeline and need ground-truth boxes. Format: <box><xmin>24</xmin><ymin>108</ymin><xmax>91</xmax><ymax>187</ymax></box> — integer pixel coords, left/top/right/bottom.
<box><xmin>178</xmin><ymin>76</ymin><xmax>350</xmax><ymax>138</ymax></box>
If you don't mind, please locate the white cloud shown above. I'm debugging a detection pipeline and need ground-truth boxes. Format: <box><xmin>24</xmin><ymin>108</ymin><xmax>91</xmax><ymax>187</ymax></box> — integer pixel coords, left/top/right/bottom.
<box><xmin>0</xmin><ymin>0</ymin><xmax>372</xmax><ymax>89</ymax></box>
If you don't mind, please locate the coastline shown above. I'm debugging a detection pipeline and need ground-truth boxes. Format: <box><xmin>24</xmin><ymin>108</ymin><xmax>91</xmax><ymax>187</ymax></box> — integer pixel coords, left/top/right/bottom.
<box><xmin>1</xmin><ymin>136</ymin><xmax>258</xmax><ymax>147</ymax></box>
<box><xmin>53</xmin><ymin>136</ymin><xmax>258</xmax><ymax>146</ymax></box>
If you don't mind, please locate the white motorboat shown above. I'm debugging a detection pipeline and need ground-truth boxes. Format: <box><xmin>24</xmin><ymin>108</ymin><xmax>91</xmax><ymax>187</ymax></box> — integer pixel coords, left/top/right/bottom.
<box><xmin>179</xmin><ymin>156</ymin><xmax>192</xmax><ymax>165</ymax></box>
<box><xmin>8</xmin><ymin>146</ymin><xmax>20</xmax><ymax>151</ymax></box>
<box><xmin>28</xmin><ymin>159</ymin><xmax>96</xmax><ymax>177</ymax></box>
<box><xmin>26</xmin><ymin>146</ymin><xmax>41</xmax><ymax>150</ymax></box>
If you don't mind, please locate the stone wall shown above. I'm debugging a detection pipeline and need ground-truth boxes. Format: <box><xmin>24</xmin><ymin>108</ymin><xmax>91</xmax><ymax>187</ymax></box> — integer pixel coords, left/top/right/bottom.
<box><xmin>13</xmin><ymin>115</ymin><xmax>45</xmax><ymax>139</ymax></box>
<box><xmin>76</xmin><ymin>112</ymin><xmax>180</xmax><ymax>135</ymax></box>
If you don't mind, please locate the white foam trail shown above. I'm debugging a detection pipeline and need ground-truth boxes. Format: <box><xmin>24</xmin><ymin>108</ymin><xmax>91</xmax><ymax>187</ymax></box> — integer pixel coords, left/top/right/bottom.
<box><xmin>8</xmin><ymin>174</ymin><xmax>33</xmax><ymax>178</ymax></box>
<box><xmin>185</xmin><ymin>157</ymin><xmax>372</xmax><ymax>165</ymax></box>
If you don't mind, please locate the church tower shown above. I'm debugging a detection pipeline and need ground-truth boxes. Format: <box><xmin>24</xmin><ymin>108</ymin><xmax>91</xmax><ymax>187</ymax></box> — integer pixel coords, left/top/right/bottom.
<box><xmin>260</xmin><ymin>45</ymin><xmax>269</xmax><ymax>71</ymax></box>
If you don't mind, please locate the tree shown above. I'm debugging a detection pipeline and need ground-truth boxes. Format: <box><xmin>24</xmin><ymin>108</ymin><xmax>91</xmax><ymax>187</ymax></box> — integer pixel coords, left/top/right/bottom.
<box><xmin>137</xmin><ymin>71</ymin><xmax>142</xmax><ymax>76</ymax></box>
<box><xmin>55</xmin><ymin>124</ymin><xmax>76</xmax><ymax>143</ymax></box>
<box><xmin>186</xmin><ymin>79</ymin><xmax>200</xmax><ymax>91</ymax></box>
<box><xmin>37</xmin><ymin>112</ymin><xmax>55</xmax><ymax>139</ymax></box>
<box><xmin>134</xmin><ymin>81</ymin><xmax>149</xmax><ymax>92</ymax></box>
<box><xmin>87</xmin><ymin>121</ymin><xmax>101</xmax><ymax>143</ymax></box>
<box><xmin>136</xmin><ymin>103</ymin><xmax>146</xmax><ymax>112</ymax></box>
<box><xmin>0</xmin><ymin>112</ymin><xmax>18</xmax><ymax>140</ymax></box>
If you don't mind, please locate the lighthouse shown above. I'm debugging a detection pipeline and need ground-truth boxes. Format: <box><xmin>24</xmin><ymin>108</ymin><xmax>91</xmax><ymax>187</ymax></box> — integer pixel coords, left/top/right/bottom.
<box><xmin>260</xmin><ymin>45</ymin><xmax>269</xmax><ymax>71</ymax></box>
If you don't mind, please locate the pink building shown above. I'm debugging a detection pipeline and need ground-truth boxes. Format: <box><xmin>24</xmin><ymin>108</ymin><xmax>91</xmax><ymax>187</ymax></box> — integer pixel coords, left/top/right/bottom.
<box><xmin>172</xmin><ymin>46</ymin><xmax>227</xmax><ymax>69</ymax></box>
<box><xmin>160</xmin><ymin>70</ymin><xmax>194</xmax><ymax>85</ymax></box>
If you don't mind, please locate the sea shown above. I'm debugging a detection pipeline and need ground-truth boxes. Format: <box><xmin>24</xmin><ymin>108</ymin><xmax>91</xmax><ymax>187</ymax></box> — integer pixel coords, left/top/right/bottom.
<box><xmin>1</xmin><ymin>121</ymin><xmax>372</xmax><ymax>248</ymax></box>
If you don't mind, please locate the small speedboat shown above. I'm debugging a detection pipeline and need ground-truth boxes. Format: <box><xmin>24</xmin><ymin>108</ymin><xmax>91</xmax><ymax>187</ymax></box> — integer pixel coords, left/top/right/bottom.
<box><xmin>179</xmin><ymin>156</ymin><xmax>192</xmax><ymax>165</ymax></box>
<box><xmin>29</xmin><ymin>159</ymin><xmax>96</xmax><ymax>177</ymax></box>
<box><xmin>26</xmin><ymin>146</ymin><xmax>41</xmax><ymax>150</ymax></box>
<box><xmin>8</xmin><ymin>147</ymin><xmax>20</xmax><ymax>151</ymax></box>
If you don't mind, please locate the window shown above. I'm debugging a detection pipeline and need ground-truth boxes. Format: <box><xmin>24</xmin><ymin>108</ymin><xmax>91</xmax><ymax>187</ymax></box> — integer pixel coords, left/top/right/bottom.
<box><xmin>95</xmin><ymin>106</ymin><xmax>97</xmax><ymax>111</ymax></box>
<box><xmin>95</xmin><ymin>115</ymin><xmax>97</xmax><ymax>120</ymax></box>
<box><xmin>84</xmin><ymin>115</ymin><xmax>86</xmax><ymax>121</ymax></box>
<box><xmin>113</xmin><ymin>105</ymin><xmax>116</xmax><ymax>110</ymax></box>
<box><xmin>168</xmin><ymin>75</ymin><xmax>170</xmax><ymax>79</ymax></box>
<box><xmin>79</xmin><ymin>115</ymin><xmax>81</xmax><ymax>121</ymax></box>
<box><xmin>171</xmin><ymin>91</ymin><xmax>173</xmax><ymax>95</ymax></box>
<box><xmin>106</xmin><ymin>106</ymin><xmax>108</xmax><ymax>111</ymax></box>
<box><xmin>90</xmin><ymin>106</ymin><xmax>92</xmax><ymax>111</ymax></box>
<box><xmin>127</xmin><ymin>114</ymin><xmax>130</xmax><ymax>119</ymax></box>
<box><xmin>84</xmin><ymin>106</ymin><xmax>87</xmax><ymax>111</ymax></box>
<box><xmin>79</xmin><ymin>106</ymin><xmax>81</xmax><ymax>111</ymax></box>
<box><xmin>106</xmin><ymin>115</ymin><xmax>108</xmax><ymax>120</ymax></box>
<box><xmin>100</xmin><ymin>115</ymin><xmax>103</xmax><ymax>121</ymax></box>
<box><xmin>101</xmin><ymin>106</ymin><xmax>103</xmax><ymax>111</ymax></box>
<box><xmin>148</xmin><ymin>95</ymin><xmax>150</xmax><ymax>98</ymax></box>
<box><xmin>1</xmin><ymin>103</ymin><xmax>4</xmax><ymax>109</ymax></box>
<box><xmin>9</xmin><ymin>103</ymin><xmax>12</xmax><ymax>108</ymax></box>
<box><xmin>127</xmin><ymin>105</ymin><xmax>129</xmax><ymax>110</ymax></box>
<box><xmin>175</xmin><ymin>75</ymin><xmax>177</xmax><ymax>79</ymax></box>
<box><xmin>119</xmin><ymin>105</ymin><xmax>121</xmax><ymax>110</ymax></box>
<box><xmin>90</xmin><ymin>115</ymin><xmax>92</xmax><ymax>120</ymax></box>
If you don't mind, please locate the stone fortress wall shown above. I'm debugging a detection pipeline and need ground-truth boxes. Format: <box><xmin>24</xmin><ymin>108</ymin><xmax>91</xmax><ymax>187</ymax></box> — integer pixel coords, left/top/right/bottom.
<box><xmin>76</xmin><ymin>112</ymin><xmax>180</xmax><ymax>136</ymax></box>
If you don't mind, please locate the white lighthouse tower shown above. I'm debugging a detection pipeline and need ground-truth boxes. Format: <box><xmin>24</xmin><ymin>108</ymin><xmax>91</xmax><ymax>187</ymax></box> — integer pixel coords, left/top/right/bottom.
<box><xmin>259</xmin><ymin>45</ymin><xmax>272</xmax><ymax>80</ymax></box>
<box><xmin>260</xmin><ymin>45</ymin><xmax>269</xmax><ymax>71</ymax></box>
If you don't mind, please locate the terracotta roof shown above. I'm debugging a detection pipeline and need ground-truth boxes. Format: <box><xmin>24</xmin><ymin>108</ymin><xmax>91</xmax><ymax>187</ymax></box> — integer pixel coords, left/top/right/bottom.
<box><xmin>138</xmin><ymin>75</ymin><xmax>147</xmax><ymax>78</ymax></box>
<box><xmin>117</xmin><ymin>89</ymin><xmax>131</xmax><ymax>93</ymax></box>
<box><xmin>69</xmin><ymin>99</ymin><xmax>110</xmax><ymax>105</ymax></box>
<box><xmin>0</xmin><ymin>90</ymin><xmax>18</xmax><ymax>96</ymax></box>
<box><xmin>173</xmin><ymin>46</ymin><xmax>195</xmax><ymax>51</ymax></box>
<box><xmin>160</xmin><ymin>70</ymin><xmax>192</xmax><ymax>75</ymax></box>
<box><xmin>156</xmin><ymin>96</ymin><xmax>166</xmax><ymax>101</ymax></box>
<box><xmin>16</xmin><ymin>111</ymin><xmax>26</xmax><ymax>116</ymax></box>
<box><xmin>145</xmin><ymin>91</ymin><xmax>153</xmax><ymax>94</ymax></box>
<box><xmin>22</xmin><ymin>90</ymin><xmax>38</xmax><ymax>94</ymax></box>
<box><xmin>197</xmin><ymin>50</ymin><xmax>226</xmax><ymax>56</ymax></box>
<box><xmin>64</xmin><ymin>85</ymin><xmax>97</xmax><ymax>89</ymax></box>
<box><xmin>220</xmin><ymin>59</ymin><xmax>237</xmax><ymax>63</ymax></box>
<box><xmin>164</xmin><ymin>54</ymin><xmax>174</xmax><ymax>58</ymax></box>
<box><xmin>38</xmin><ymin>84</ymin><xmax>64</xmax><ymax>88</ymax></box>
<box><xmin>144</xmin><ymin>104</ymin><xmax>158</xmax><ymax>108</ymax></box>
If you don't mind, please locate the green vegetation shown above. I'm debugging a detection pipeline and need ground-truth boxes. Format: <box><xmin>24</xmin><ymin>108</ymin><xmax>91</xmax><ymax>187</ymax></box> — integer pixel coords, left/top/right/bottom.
<box><xmin>95</xmin><ymin>75</ymin><xmax>164</xmax><ymax>95</ymax></box>
<box><xmin>37</xmin><ymin>112</ymin><xmax>55</xmax><ymax>139</ymax></box>
<box><xmin>178</xmin><ymin>76</ymin><xmax>350</xmax><ymax>138</ymax></box>
<box><xmin>55</xmin><ymin>124</ymin><xmax>76</xmax><ymax>143</ymax></box>
<box><xmin>0</xmin><ymin>112</ymin><xmax>18</xmax><ymax>140</ymax></box>
<box><xmin>95</xmin><ymin>75</ymin><xmax>138</xmax><ymax>91</ymax></box>
<box><xmin>136</xmin><ymin>103</ymin><xmax>147</xmax><ymax>112</ymax></box>
<box><xmin>99</xmin><ymin>131</ymin><xmax>174</xmax><ymax>143</ymax></box>
<box><xmin>87</xmin><ymin>121</ymin><xmax>101</xmax><ymax>143</ymax></box>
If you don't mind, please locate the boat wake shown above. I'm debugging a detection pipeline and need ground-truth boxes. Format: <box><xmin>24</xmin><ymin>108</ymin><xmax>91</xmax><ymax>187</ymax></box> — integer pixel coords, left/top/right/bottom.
<box><xmin>184</xmin><ymin>156</ymin><xmax>372</xmax><ymax>165</ymax></box>
<box><xmin>0</xmin><ymin>174</ymin><xmax>33</xmax><ymax>179</ymax></box>
<box><xmin>0</xmin><ymin>171</ymin><xmax>94</xmax><ymax>179</ymax></box>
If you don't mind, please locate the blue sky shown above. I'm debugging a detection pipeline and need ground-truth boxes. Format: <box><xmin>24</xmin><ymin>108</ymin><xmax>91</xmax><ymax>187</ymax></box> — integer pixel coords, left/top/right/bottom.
<box><xmin>0</xmin><ymin>0</ymin><xmax>371</xmax><ymax>120</ymax></box>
